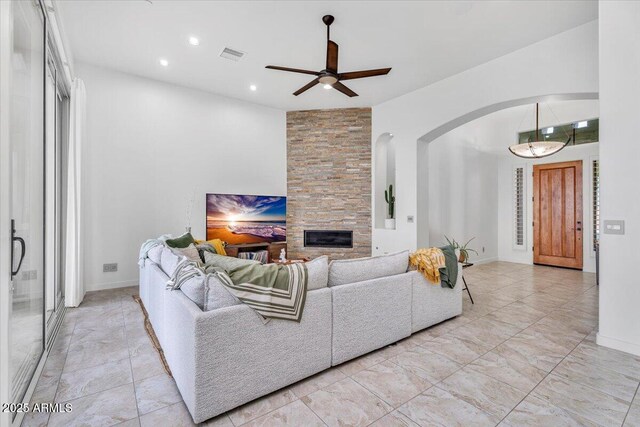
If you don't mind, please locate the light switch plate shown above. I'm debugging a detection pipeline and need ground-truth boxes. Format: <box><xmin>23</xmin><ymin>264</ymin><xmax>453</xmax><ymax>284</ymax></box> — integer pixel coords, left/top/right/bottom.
<box><xmin>603</xmin><ymin>220</ymin><xmax>625</xmax><ymax>235</ymax></box>
<box><xmin>407</xmin><ymin>215</ymin><xmax>414</xmax><ymax>223</ymax></box>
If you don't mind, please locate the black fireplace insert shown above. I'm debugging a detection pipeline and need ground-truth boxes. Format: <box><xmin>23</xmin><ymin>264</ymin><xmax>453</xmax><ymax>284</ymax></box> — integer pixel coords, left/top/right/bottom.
<box><xmin>304</xmin><ymin>230</ymin><xmax>353</xmax><ymax>248</ymax></box>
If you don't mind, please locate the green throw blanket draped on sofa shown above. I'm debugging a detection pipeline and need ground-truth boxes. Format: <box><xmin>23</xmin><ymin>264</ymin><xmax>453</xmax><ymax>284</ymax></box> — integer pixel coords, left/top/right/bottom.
<box><xmin>204</xmin><ymin>257</ymin><xmax>308</xmax><ymax>322</ymax></box>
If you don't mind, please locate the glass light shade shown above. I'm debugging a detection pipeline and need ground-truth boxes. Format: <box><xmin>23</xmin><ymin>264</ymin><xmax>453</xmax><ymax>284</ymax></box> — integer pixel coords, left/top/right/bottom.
<box><xmin>318</xmin><ymin>75</ymin><xmax>338</xmax><ymax>85</ymax></box>
<box><xmin>508</xmin><ymin>140</ymin><xmax>567</xmax><ymax>158</ymax></box>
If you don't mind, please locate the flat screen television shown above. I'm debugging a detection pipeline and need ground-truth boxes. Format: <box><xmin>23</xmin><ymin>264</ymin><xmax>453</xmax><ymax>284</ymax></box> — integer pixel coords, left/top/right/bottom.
<box><xmin>206</xmin><ymin>193</ymin><xmax>286</xmax><ymax>244</ymax></box>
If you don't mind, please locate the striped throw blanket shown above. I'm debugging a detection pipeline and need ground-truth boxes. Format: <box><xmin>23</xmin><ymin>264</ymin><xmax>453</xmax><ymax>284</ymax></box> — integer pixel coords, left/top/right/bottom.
<box><xmin>167</xmin><ymin>258</ymin><xmax>308</xmax><ymax>322</ymax></box>
<box><xmin>166</xmin><ymin>259</ymin><xmax>204</xmax><ymax>290</ymax></box>
<box><xmin>213</xmin><ymin>263</ymin><xmax>307</xmax><ymax>322</ymax></box>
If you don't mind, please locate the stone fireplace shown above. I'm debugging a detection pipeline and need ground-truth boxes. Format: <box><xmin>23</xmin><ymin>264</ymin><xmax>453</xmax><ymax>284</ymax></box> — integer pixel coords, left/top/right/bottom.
<box><xmin>286</xmin><ymin>108</ymin><xmax>372</xmax><ymax>260</ymax></box>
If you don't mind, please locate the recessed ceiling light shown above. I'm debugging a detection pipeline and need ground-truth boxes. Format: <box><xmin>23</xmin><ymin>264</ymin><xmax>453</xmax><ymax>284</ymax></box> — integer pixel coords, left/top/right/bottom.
<box><xmin>188</xmin><ymin>36</ymin><xmax>199</xmax><ymax>46</ymax></box>
<box><xmin>323</xmin><ymin>84</ymin><xmax>332</xmax><ymax>90</ymax></box>
<box><xmin>249</xmin><ymin>84</ymin><xmax>257</xmax><ymax>91</ymax></box>
<box><xmin>159</xmin><ymin>58</ymin><xmax>169</xmax><ymax>67</ymax></box>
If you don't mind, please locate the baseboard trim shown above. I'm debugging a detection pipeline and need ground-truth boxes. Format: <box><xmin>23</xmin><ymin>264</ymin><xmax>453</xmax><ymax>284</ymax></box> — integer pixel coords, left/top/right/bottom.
<box><xmin>470</xmin><ymin>257</ymin><xmax>498</xmax><ymax>265</ymax></box>
<box><xmin>596</xmin><ymin>332</ymin><xmax>640</xmax><ymax>357</ymax></box>
<box><xmin>86</xmin><ymin>280</ymin><xmax>138</xmax><ymax>292</ymax></box>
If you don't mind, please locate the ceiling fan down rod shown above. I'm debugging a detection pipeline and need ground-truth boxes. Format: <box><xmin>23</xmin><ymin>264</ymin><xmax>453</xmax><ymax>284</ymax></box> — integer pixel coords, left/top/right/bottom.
<box><xmin>323</xmin><ymin>15</ymin><xmax>334</xmax><ymax>42</ymax></box>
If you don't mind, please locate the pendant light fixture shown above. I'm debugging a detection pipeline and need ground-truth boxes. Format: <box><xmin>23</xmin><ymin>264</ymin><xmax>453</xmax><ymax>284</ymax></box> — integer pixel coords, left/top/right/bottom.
<box><xmin>509</xmin><ymin>103</ymin><xmax>571</xmax><ymax>159</ymax></box>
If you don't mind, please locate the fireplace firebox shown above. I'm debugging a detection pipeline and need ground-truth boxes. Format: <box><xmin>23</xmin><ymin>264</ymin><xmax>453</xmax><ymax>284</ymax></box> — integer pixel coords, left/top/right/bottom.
<box><xmin>304</xmin><ymin>230</ymin><xmax>353</xmax><ymax>248</ymax></box>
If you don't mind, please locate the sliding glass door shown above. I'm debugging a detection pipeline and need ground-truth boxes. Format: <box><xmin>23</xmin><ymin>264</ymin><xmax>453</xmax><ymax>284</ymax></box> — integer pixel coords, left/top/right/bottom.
<box><xmin>9</xmin><ymin>0</ymin><xmax>46</xmax><ymax>408</ymax></box>
<box><xmin>45</xmin><ymin>51</ymin><xmax>69</xmax><ymax>334</ymax></box>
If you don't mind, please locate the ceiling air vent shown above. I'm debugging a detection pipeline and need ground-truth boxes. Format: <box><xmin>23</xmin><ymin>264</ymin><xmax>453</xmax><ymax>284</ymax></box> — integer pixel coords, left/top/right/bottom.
<box><xmin>220</xmin><ymin>47</ymin><xmax>246</xmax><ymax>62</ymax></box>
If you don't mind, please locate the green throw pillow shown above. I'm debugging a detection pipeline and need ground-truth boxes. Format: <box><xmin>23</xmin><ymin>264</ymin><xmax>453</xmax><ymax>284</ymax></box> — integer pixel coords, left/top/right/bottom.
<box><xmin>165</xmin><ymin>232</ymin><xmax>196</xmax><ymax>248</ymax></box>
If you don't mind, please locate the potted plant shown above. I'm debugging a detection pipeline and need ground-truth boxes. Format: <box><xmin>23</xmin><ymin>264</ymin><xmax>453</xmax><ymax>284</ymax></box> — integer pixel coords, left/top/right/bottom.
<box><xmin>444</xmin><ymin>236</ymin><xmax>478</xmax><ymax>263</ymax></box>
<box><xmin>384</xmin><ymin>184</ymin><xmax>396</xmax><ymax>229</ymax></box>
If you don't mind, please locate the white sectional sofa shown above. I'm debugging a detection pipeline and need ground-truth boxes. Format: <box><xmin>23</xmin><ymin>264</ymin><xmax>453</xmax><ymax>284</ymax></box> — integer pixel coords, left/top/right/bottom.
<box><xmin>139</xmin><ymin>249</ymin><xmax>462</xmax><ymax>423</ymax></box>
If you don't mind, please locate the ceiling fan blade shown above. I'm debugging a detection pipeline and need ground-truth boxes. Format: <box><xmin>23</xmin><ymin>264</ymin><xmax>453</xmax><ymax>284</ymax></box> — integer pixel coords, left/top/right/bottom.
<box><xmin>326</xmin><ymin>40</ymin><xmax>338</xmax><ymax>72</ymax></box>
<box><xmin>339</xmin><ymin>68</ymin><xmax>392</xmax><ymax>81</ymax></box>
<box><xmin>293</xmin><ymin>78</ymin><xmax>320</xmax><ymax>96</ymax></box>
<box><xmin>332</xmin><ymin>81</ymin><xmax>358</xmax><ymax>97</ymax></box>
<box><xmin>265</xmin><ymin>65</ymin><xmax>319</xmax><ymax>76</ymax></box>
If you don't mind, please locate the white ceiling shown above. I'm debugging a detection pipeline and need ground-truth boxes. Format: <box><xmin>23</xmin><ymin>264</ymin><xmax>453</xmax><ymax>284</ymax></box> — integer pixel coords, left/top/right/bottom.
<box><xmin>56</xmin><ymin>1</ymin><xmax>598</xmax><ymax>111</ymax></box>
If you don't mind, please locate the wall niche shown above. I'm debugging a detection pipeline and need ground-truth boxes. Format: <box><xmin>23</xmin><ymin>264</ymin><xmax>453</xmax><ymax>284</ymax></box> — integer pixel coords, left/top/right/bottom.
<box><xmin>374</xmin><ymin>132</ymin><xmax>396</xmax><ymax>229</ymax></box>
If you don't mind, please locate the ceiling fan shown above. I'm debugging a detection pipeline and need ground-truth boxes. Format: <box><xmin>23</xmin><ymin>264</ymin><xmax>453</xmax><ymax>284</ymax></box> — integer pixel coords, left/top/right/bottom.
<box><xmin>265</xmin><ymin>15</ymin><xmax>392</xmax><ymax>97</ymax></box>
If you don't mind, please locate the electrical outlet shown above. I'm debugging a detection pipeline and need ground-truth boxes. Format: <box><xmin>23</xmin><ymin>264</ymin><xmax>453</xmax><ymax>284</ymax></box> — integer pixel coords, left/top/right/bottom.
<box><xmin>103</xmin><ymin>263</ymin><xmax>118</xmax><ymax>273</ymax></box>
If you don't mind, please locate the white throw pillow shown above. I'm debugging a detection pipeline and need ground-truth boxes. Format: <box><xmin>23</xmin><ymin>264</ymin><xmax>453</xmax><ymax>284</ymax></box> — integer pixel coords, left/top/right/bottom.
<box><xmin>204</xmin><ymin>273</ymin><xmax>241</xmax><ymax>311</ymax></box>
<box><xmin>172</xmin><ymin>244</ymin><xmax>201</xmax><ymax>263</ymax></box>
<box><xmin>305</xmin><ymin>256</ymin><xmax>329</xmax><ymax>290</ymax></box>
<box><xmin>160</xmin><ymin>246</ymin><xmax>182</xmax><ymax>277</ymax></box>
<box><xmin>147</xmin><ymin>244</ymin><xmax>163</xmax><ymax>265</ymax></box>
<box><xmin>179</xmin><ymin>273</ymin><xmax>206</xmax><ymax>309</ymax></box>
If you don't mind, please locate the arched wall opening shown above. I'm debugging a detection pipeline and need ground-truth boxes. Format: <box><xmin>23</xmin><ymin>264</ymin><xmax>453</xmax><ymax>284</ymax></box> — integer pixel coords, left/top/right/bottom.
<box><xmin>415</xmin><ymin>94</ymin><xmax>599</xmax><ymax>270</ymax></box>
<box><xmin>417</xmin><ymin>92</ymin><xmax>598</xmax><ymax>144</ymax></box>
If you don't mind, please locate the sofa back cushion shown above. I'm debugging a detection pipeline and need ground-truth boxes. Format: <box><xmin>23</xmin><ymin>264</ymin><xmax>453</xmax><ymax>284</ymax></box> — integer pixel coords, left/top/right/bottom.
<box><xmin>328</xmin><ymin>250</ymin><xmax>409</xmax><ymax>287</ymax></box>
<box><xmin>171</xmin><ymin>244</ymin><xmax>202</xmax><ymax>263</ymax></box>
<box><xmin>204</xmin><ymin>273</ymin><xmax>241</xmax><ymax>311</ymax></box>
<box><xmin>306</xmin><ymin>256</ymin><xmax>329</xmax><ymax>290</ymax></box>
<box><xmin>180</xmin><ymin>274</ymin><xmax>206</xmax><ymax>309</ymax></box>
<box><xmin>147</xmin><ymin>244</ymin><xmax>164</xmax><ymax>265</ymax></box>
<box><xmin>160</xmin><ymin>246</ymin><xmax>183</xmax><ymax>277</ymax></box>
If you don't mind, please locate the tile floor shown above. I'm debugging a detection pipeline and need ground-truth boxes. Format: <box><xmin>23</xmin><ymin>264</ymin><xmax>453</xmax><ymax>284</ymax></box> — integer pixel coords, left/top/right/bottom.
<box><xmin>21</xmin><ymin>262</ymin><xmax>640</xmax><ymax>427</ymax></box>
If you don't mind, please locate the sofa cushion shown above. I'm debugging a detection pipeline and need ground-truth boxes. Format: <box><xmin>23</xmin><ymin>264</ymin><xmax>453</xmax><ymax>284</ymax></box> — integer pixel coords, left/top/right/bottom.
<box><xmin>328</xmin><ymin>250</ymin><xmax>409</xmax><ymax>287</ymax></box>
<box><xmin>180</xmin><ymin>274</ymin><xmax>206</xmax><ymax>309</ymax></box>
<box><xmin>165</xmin><ymin>232</ymin><xmax>196</xmax><ymax>248</ymax></box>
<box><xmin>172</xmin><ymin>244</ymin><xmax>202</xmax><ymax>263</ymax></box>
<box><xmin>160</xmin><ymin>246</ymin><xmax>183</xmax><ymax>277</ymax></box>
<box><xmin>147</xmin><ymin>244</ymin><xmax>164</xmax><ymax>265</ymax></box>
<box><xmin>306</xmin><ymin>256</ymin><xmax>329</xmax><ymax>290</ymax></box>
<box><xmin>204</xmin><ymin>273</ymin><xmax>241</xmax><ymax>311</ymax></box>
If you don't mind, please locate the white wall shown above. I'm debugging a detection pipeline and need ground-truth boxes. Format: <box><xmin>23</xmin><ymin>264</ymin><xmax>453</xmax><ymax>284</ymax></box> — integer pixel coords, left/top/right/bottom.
<box><xmin>597</xmin><ymin>1</ymin><xmax>640</xmax><ymax>356</ymax></box>
<box><xmin>425</xmin><ymin>129</ymin><xmax>499</xmax><ymax>264</ymax></box>
<box><xmin>77</xmin><ymin>63</ymin><xmax>286</xmax><ymax>290</ymax></box>
<box><xmin>371</xmin><ymin>21</ymin><xmax>598</xmax><ymax>255</ymax></box>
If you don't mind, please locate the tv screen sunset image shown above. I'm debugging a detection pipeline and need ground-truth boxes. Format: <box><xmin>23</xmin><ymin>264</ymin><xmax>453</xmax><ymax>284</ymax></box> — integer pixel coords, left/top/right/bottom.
<box><xmin>206</xmin><ymin>194</ymin><xmax>286</xmax><ymax>244</ymax></box>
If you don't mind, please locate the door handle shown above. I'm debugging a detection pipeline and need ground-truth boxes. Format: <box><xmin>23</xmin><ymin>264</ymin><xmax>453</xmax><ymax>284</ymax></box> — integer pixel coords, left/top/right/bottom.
<box><xmin>11</xmin><ymin>219</ymin><xmax>26</xmax><ymax>278</ymax></box>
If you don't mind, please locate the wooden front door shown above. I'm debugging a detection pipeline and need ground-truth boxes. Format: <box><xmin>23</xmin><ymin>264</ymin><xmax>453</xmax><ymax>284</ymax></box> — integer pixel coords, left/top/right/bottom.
<box><xmin>533</xmin><ymin>160</ymin><xmax>583</xmax><ymax>269</ymax></box>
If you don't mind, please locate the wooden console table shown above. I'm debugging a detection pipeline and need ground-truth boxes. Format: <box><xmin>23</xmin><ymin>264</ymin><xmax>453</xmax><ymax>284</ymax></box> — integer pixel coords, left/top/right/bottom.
<box><xmin>225</xmin><ymin>242</ymin><xmax>287</xmax><ymax>263</ymax></box>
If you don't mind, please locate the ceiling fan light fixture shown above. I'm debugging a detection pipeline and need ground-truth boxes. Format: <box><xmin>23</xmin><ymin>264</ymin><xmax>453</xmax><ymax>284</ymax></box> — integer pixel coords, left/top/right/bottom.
<box><xmin>318</xmin><ymin>75</ymin><xmax>338</xmax><ymax>85</ymax></box>
<box><xmin>323</xmin><ymin>84</ymin><xmax>332</xmax><ymax>90</ymax></box>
